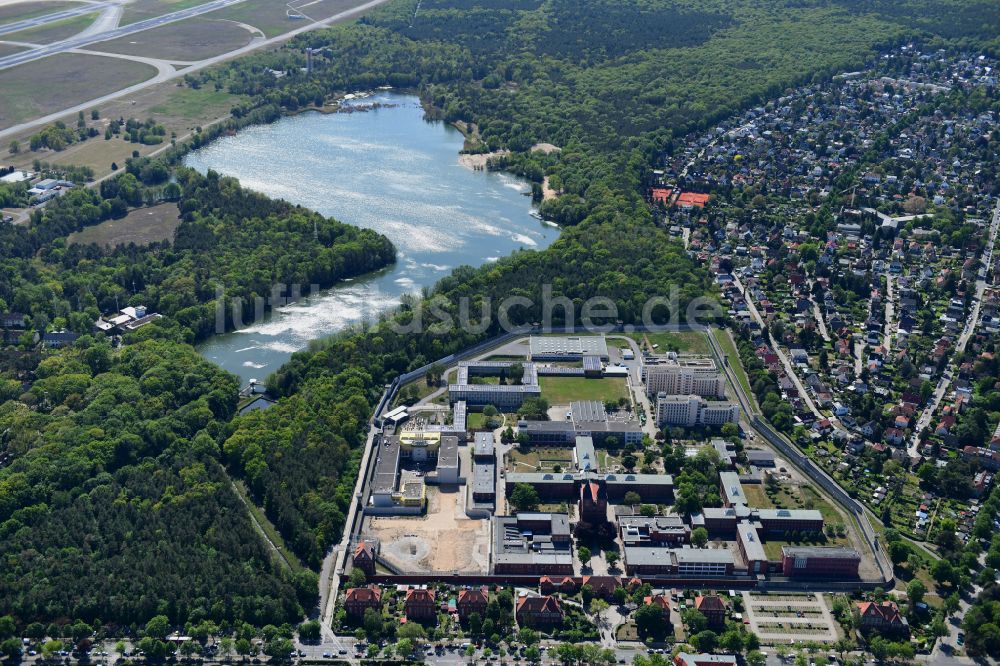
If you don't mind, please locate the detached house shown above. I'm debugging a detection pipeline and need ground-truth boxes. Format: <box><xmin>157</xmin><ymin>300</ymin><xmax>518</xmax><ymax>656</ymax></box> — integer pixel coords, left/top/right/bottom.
<box><xmin>405</xmin><ymin>588</ymin><xmax>437</xmax><ymax>621</ymax></box>
<box><xmin>344</xmin><ymin>586</ymin><xmax>382</xmax><ymax>617</ymax></box>
<box><xmin>457</xmin><ymin>587</ymin><xmax>489</xmax><ymax>620</ymax></box>
<box><xmin>856</xmin><ymin>600</ymin><xmax>908</xmax><ymax>636</ymax></box>
<box><xmin>516</xmin><ymin>595</ymin><xmax>563</xmax><ymax>627</ymax></box>
<box><xmin>695</xmin><ymin>594</ymin><xmax>728</xmax><ymax>629</ymax></box>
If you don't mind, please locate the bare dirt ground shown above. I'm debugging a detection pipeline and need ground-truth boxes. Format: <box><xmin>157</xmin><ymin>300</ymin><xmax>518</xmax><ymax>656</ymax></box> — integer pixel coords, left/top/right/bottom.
<box><xmin>541</xmin><ymin>176</ymin><xmax>557</xmax><ymax>201</ymax></box>
<box><xmin>531</xmin><ymin>142</ymin><xmax>560</xmax><ymax>154</ymax></box>
<box><xmin>458</xmin><ymin>149</ymin><xmax>509</xmax><ymax>170</ymax></box>
<box><xmin>68</xmin><ymin>202</ymin><xmax>181</xmax><ymax>247</ymax></box>
<box><xmin>367</xmin><ymin>488</ymin><xmax>490</xmax><ymax>573</ymax></box>
<box><xmin>91</xmin><ymin>17</ymin><xmax>254</xmax><ymax>61</ymax></box>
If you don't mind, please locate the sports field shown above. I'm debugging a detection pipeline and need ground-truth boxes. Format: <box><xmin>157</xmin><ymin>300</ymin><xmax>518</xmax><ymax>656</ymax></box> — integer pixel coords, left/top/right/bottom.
<box><xmin>538</xmin><ymin>376</ymin><xmax>628</xmax><ymax>405</ymax></box>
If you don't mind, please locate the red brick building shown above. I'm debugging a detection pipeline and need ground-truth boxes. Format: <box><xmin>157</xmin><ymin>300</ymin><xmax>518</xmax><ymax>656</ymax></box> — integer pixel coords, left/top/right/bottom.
<box><xmin>694</xmin><ymin>594</ymin><xmax>727</xmax><ymax>629</ymax></box>
<box><xmin>579</xmin><ymin>481</ymin><xmax>608</xmax><ymax>524</ymax></box>
<box><xmin>405</xmin><ymin>588</ymin><xmax>437</xmax><ymax>621</ymax></box>
<box><xmin>643</xmin><ymin>595</ymin><xmax>671</xmax><ymax>622</ymax></box>
<box><xmin>857</xmin><ymin>601</ymin><xmax>909</xmax><ymax>636</ymax></box>
<box><xmin>781</xmin><ymin>546</ymin><xmax>860</xmax><ymax>578</ymax></box>
<box><xmin>516</xmin><ymin>595</ymin><xmax>563</xmax><ymax>627</ymax></box>
<box><xmin>581</xmin><ymin>576</ymin><xmax>619</xmax><ymax>599</ymax></box>
<box><xmin>457</xmin><ymin>587</ymin><xmax>489</xmax><ymax>620</ymax></box>
<box><xmin>539</xmin><ymin>576</ymin><xmax>577</xmax><ymax>595</ymax></box>
<box><xmin>352</xmin><ymin>541</ymin><xmax>377</xmax><ymax>577</ymax></box>
<box><xmin>344</xmin><ymin>586</ymin><xmax>382</xmax><ymax>617</ymax></box>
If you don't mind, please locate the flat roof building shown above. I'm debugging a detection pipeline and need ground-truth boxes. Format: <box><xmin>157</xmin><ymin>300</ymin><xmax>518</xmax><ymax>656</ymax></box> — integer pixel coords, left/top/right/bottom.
<box><xmin>619</xmin><ymin>514</ymin><xmax>690</xmax><ymax>547</ymax></box>
<box><xmin>529</xmin><ymin>335</ymin><xmax>609</xmax><ymax>361</ymax></box>
<box><xmin>656</xmin><ymin>394</ymin><xmax>739</xmax><ymax>428</ymax></box>
<box><xmin>371</xmin><ymin>437</ymin><xmax>402</xmax><ymax>507</ymax></box>
<box><xmin>506</xmin><ymin>471</ymin><xmax>674</xmax><ymax>503</ymax></box>
<box><xmin>474</xmin><ymin>431</ymin><xmax>495</xmax><ymax>460</ymax></box>
<box><xmin>493</xmin><ymin>513</ymin><xmax>573</xmax><ymax>574</ymax></box>
<box><xmin>571</xmin><ymin>400</ymin><xmax>607</xmax><ymax>423</ymax></box>
<box><xmin>519</xmin><ymin>401</ymin><xmax>642</xmax><ymax>446</ymax></box>
<box><xmin>574</xmin><ymin>436</ymin><xmax>598</xmax><ymax>472</ymax></box>
<box><xmin>736</xmin><ymin>521</ymin><xmax>768</xmax><ymax>574</ymax></box>
<box><xmin>434</xmin><ymin>435</ymin><xmax>460</xmax><ymax>484</ymax></box>
<box><xmin>746</xmin><ymin>449</ymin><xmax>776</xmax><ymax>467</ymax></box>
<box><xmin>623</xmin><ymin>546</ymin><xmax>735</xmax><ymax>577</ymax></box>
<box><xmin>450</xmin><ymin>361</ymin><xmax>540</xmax><ymax>409</ymax></box>
<box><xmin>719</xmin><ymin>471</ymin><xmax>746</xmax><ymax>507</ymax></box>
<box><xmin>642</xmin><ymin>354</ymin><xmax>725</xmax><ymax>398</ymax></box>
<box><xmin>781</xmin><ymin>546</ymin><xmax>861</xmax><ymax>579</ymax></box>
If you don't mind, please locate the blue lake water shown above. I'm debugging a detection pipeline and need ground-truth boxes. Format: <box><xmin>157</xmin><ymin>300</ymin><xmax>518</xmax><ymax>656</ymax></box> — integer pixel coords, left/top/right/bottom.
<box><xmin>186</xmin><ymin>93</ymin><xmax>557</xmax><ymax>384</ymax></box>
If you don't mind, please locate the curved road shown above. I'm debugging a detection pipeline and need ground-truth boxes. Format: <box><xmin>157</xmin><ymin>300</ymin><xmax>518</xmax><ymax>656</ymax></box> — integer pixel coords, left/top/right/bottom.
<box><xmin>0</xmin><ymin>0</ymin><xmax>394</xmax><ymax>142</ymax></box>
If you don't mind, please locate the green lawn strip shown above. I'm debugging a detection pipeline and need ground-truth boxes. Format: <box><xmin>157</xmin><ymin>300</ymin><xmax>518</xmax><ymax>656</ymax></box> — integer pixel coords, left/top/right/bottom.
<box><xmin>713</xmin><ymin>328</ymin><xmax>754</xmax><ymax>399</ymax></box>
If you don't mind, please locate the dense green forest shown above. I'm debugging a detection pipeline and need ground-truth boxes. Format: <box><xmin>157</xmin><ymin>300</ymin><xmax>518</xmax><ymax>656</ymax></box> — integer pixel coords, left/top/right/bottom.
<box><xmin>0</xmin><ymin>165</ymin><xmax>394</xmax><ymax>343</ymax></box>
<box><xmin>2</xmin><ymin>0</ymin><xmax>999</xmax><ymax>637</ymax></box>
<box><xmin>0</xmin><ymin>339</ymin><xmax>316</xmax><ymax>627</ymax></box>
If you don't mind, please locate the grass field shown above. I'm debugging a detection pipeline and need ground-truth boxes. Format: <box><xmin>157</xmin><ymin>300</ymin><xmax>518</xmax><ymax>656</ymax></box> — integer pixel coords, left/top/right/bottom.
<box><xmin>4</xmin><ymin>85</ymin><xmax>237</xmax><ymax>175</ymax></box>
<box><xmin>507</xmin><ymin>447</ymin><xmax>572</xmax><ymax>472</ymax></box>
<box><xmin>743</xmin><ymin>484</ymin><xmax>774</xmax><ymax>508</ymax></box>
<box><xmin>118</xmin><ymin>0</ymin><xmax>218</xmax><ymax>26</ymax></box>
<box><xmin>1</xmin><ymin>11</ymin><xmax>96</xmax><ymax>43</ymax></box>
<box><xmin>0</xmin><ymin>44</ymin><xmax>26</xmax><ymax>58</ymax></box>
<box><xmin>147</xmin><ymin>86</ymin><xmax>238</xmax><ymax>119</ymax></box>
<box><xmin>0</xmin><ymin>1</ymin><xmax>82</xmax><ymax>25</ymax></box>
<box><xmin>626</xmin><ymin>330</ymin><xmax>711</xmax><ymax>355</ymax></box>
<box><xmin>92</xmin><ymin>17</ymin><xmax>254</xmax><ymax>61</ymax></box>
<box><xmin>0</xmin><ymin>53</ymin><xmax>157</xmax><ymax>128</ymax></box>
<box><xmin>539</xmin><ymin>376</ymin><xmax>628</xmax><ymax>405</ymax></box>
<box><xmin>204</xmin><ymin>0</ymin><xmax>368</xmax><ymax>37</ymax></box>
<box><xmin>68</xmin><ymin>203</ymin><xmax>181</xmax><ymax>247</ymax></box>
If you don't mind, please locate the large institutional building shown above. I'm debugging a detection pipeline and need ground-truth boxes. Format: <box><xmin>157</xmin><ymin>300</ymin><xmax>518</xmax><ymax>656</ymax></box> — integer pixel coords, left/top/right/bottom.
<box><xmin>655</xmin><ymin>393</ymin><xmax>740</xmax><ymax>427</ymax></box>
<box><xmin>642</xmin><ymin>354</ymin><xmax>726</xmax><ymax>398</ymax></box>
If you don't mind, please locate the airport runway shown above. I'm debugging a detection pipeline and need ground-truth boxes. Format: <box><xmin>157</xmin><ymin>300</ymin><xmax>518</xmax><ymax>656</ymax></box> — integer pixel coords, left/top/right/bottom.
<box><xmin>0</xmin><ymin>1</ymin><xmax>114</xmax><ymax>37</ymax></box>
<box><xmin>0</xmin><ymin>0</ymin><xmax>248</xmax><ymax>70</ymax></box>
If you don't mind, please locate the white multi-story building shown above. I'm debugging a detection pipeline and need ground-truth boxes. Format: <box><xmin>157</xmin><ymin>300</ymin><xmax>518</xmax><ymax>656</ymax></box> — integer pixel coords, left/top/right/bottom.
<box><xmin>655</xmin><ymin>394</ymin><xmax>739</xmax><ymax>428</ymax></box>
<box><xmin>642</xmin><ymin>354</ymin><xmax>725</xmax><ymax>398</ymax></box>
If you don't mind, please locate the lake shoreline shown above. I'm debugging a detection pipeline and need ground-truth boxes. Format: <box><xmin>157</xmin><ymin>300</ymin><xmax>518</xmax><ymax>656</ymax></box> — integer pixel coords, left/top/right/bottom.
<box><xmin>187</xmin><ymin>91</ymin><xmax>560</xmax><ymax>384</ymax></box>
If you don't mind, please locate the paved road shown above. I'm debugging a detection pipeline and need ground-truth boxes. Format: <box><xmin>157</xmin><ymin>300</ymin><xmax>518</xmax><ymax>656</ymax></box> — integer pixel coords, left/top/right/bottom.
<box><xmin>907</xmin><ymin>196</ymin><xmax>999</xmax><ymax>459</ymax></box>
<box><xmin>0</xmin><ymin>0</ymin><xmax>248</xmax><ymax>70</ymax></box>
<box><xmin>883</xmin><ymin>273</ymin><xmax>895</xmax><ymax>352</ymax></box>
<box><xmin>0</xmin><ymin>0</ymin><xmax>115</xmax><ymax>36</ymax></box>
<box><xmin>705</xmin><ymin>326</ymin><xmax>893</xmax><ymax>584</ymax></box>
<box><xmin>731</xmin><ymin>274</ymin><xmax>832</xmax><ymax>428</ymax></box>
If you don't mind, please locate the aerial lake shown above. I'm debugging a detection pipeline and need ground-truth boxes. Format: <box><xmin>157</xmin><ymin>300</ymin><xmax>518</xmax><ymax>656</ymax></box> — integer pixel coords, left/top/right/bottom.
<box><xmin>186</xmin><ymin>93</ymin><xmax>557</xmax><ymax>384</ymax></box>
